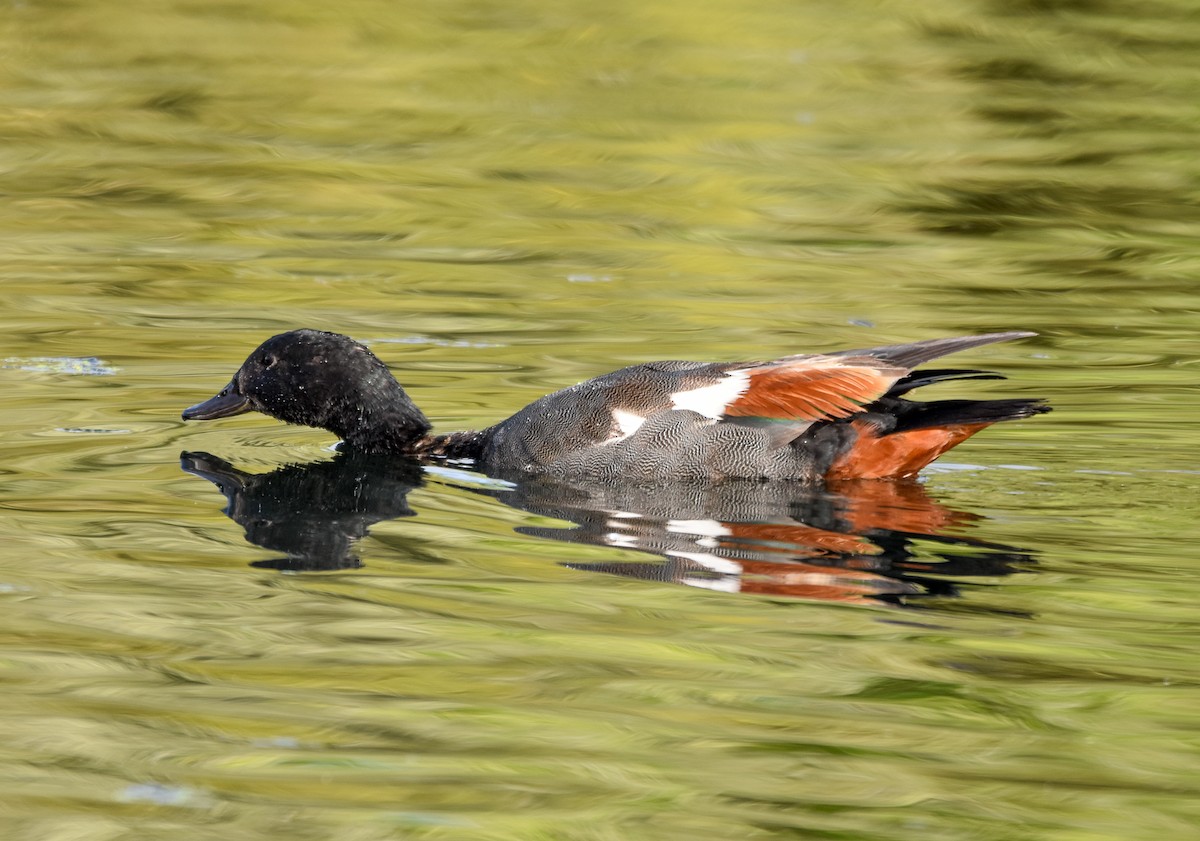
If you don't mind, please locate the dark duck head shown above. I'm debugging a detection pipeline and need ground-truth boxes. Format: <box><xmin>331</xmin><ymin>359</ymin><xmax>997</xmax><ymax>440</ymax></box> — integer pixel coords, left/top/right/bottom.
<box><xmin>182</xmin><ymin>329</ymin><xmax>434</xmax><ymax>453</ymax></box>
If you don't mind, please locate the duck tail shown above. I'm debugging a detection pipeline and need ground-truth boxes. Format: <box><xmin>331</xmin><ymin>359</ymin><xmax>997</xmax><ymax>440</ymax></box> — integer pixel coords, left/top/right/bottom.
<box><xmin>825</xmin><ymin>397</ymin><xmax>1050</xmax><ymax>480</ymax></box>
<box><xmin>889</xmin><ymin>397</ymin><xmax>1051</xmax><ymax>433</ymax></box>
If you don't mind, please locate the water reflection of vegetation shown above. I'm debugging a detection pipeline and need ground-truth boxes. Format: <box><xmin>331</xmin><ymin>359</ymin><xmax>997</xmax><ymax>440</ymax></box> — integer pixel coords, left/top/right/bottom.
<box><xmin>6</xmin><ymin>0</ymin><xmax>1200</xmax><ymax>835</ymax></box>
<box><xmin>182</xmin><ymin>450</ymin><xmax>1038</xmax><ymax>607</ymax></box>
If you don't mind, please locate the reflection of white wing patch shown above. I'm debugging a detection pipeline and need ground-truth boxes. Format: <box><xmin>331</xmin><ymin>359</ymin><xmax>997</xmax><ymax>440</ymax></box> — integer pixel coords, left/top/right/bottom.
<box><xmin>669</xmin><ymin>551</ymin><xmax>743</xmax><ymax>592</ymax></box>
<box><xmin>605</xmin><ymin>408</ymin><xmax>646</xmax><ymax>444</ymax></box>
<box><xmin>666</xmin><ymin>519</ymin><xmax>732</xmax><ymax>547</ymax></box>
<box><xmin>670</xmin><ymin>370</ymin><xmax>750</xmax><ymax>419</ymax></box>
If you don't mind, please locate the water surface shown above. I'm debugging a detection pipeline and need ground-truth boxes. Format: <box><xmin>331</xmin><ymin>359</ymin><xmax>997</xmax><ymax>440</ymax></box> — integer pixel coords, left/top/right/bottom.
<box><xmin>2</xmin><ymin>1</ymin><xmax>1199</xmax><ymax>839</ymax></box>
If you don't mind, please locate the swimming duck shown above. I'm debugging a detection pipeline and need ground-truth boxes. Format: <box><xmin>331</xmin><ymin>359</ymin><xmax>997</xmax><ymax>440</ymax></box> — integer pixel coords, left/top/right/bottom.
<box><xmin>182</xmin><ymin>329</ymin><xmax>1048</xmax><ymax>482</ymax></box>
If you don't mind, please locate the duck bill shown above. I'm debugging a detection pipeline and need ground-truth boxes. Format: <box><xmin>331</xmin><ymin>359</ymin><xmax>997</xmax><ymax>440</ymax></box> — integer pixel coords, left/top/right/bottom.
<box><xmin>182</xmin><ymin>381</ymin><xmax>251</xmax><ymax>421</ymax></box>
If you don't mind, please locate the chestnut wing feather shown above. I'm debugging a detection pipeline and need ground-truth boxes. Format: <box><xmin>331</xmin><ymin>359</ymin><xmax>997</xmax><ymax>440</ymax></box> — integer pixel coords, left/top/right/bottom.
<box><xmin>723</xmin><ymin>356</ymin><xmax>905</xmax><ymax>422</ymax></box>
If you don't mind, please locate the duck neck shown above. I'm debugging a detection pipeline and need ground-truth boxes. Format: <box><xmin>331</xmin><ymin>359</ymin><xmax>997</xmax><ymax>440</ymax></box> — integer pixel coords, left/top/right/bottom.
<box><xmin>319</xmin><ymin>371</ymin><xmax>494</xmax><ymax>462</ymax></box>
<box><xmin>410</xmin><ymin>429</ymin><xmax>490</xmax><ymax>462</ymax></box>
<box><xmin>323</xmin><ymin>376</ymin><xmax>435</xmax><ymax>455</ymax></box>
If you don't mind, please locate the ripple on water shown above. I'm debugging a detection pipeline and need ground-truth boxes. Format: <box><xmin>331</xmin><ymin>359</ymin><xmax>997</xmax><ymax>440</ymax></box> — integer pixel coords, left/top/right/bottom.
<box><xmin>1</xmin><ymin>357</ymin><xmax>118</xmax><ymax>376</ymax></box>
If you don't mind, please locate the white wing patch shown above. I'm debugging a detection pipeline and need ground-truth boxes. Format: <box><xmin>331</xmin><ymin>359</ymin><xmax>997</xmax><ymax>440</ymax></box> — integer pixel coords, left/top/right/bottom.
<box><xmin>604</xmin><ymin>408</ymin><xmax>647</xmax><ymax>444</ymax></box>
<box><xmin>670</xmin><ymin>370</ymin><xmax>750</xmax><ymax>419</ymax></box>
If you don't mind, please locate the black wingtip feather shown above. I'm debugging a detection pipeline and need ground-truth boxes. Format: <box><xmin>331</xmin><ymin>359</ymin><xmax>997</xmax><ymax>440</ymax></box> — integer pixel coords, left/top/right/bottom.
<box><xmin>888</xmin><ymin>368</ymin><xmax>1007</xmax><ymax>397</ymax></box>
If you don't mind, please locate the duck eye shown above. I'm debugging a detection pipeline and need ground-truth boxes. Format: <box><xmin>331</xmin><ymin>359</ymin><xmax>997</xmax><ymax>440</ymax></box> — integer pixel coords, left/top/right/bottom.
<box><xmin>259</xmin><ymin>353</ymin><xmax>278</xmax><ymax>368</ymax></box>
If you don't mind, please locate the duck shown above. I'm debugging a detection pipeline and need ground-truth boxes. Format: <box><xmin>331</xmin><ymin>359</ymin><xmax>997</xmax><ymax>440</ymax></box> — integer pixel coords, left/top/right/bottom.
<box><xmin>182</xmin><ymin>329</ymin><xmax>1049</xmax><ymax>482</ymax></box>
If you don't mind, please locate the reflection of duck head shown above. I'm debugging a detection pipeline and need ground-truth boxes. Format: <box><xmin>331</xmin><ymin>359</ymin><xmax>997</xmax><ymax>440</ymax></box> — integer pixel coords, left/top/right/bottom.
<box><xmin>183</xmin><ymin>451</ymin><xmax>1038</xmax><ymax>607</ymax></box>
<box><xmin>180</xmin><ymin>451</ymin><xmax>425</xmax><ymax>571</ymax></box>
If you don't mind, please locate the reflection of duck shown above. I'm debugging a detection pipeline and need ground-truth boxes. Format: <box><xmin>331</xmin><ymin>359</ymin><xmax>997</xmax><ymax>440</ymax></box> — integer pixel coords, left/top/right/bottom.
<box><xmin>182</xmin><ymin>452</ymin><xmax>1037</xmax><ymax>606</ymax></box>
<box><xmin>487</xmin><ymin>477</ymin><xmax>1035</xmax><ymax>605</ymax></box>
<box><xmin>183</xmin><ymin>330</ymin><xmax>1048</xmax><ymax>482</ymax></box>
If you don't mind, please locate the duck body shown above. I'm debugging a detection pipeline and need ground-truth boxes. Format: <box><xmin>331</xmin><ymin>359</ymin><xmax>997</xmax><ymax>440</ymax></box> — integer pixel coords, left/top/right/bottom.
<box><xmin>183</xmin><ymin>329</ymin><xmax>1049</xmax><ymax>482</ymax></box>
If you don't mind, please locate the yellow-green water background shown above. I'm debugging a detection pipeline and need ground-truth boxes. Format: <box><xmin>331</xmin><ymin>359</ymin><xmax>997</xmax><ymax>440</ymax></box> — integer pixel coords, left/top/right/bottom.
<box><xmin>3</xmin><ymin>0</ymin><xmax>1200</xmax><ymax>838</ymax></box>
